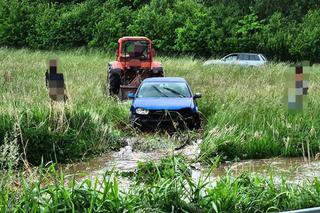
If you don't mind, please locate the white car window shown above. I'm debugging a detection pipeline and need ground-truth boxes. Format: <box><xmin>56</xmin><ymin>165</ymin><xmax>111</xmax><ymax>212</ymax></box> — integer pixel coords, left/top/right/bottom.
<box><xmin>239</xmin><ymin>54</ymin><xmax>250</xmax><ymax>60</ymax></box>
<box><xmin>249</xmin><ymin>55</ymin><xmax>260</xmax><ymax>61</ymax></box>
<box><xmin>225</xmin><ymin>55</ymin><xmax>237</xmax><ymax>61</ymax></box>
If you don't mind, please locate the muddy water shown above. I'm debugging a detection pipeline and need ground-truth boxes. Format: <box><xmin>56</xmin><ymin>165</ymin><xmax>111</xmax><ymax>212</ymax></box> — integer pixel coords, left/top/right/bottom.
<box><xmin>63</xmin><ymin>147</ymin><xmax>198</xmax><ymax>178</ymax></box>
<box><xmin>200</xmin><ymin>157</ymin><xmax>320</xmax><ymax>184</ymax></box>
<box><xmin>62</xmin><ymin>139</ymin><xmax>320</xmax><ymax>185</ymax></box>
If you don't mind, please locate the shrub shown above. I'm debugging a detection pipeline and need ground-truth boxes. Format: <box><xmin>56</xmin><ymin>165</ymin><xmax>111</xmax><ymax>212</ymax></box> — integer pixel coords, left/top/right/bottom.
<box><xmin>0</xmin><ymin>0</ymin><xmax>36</xmax><ymax>47</ymax></box>
<box><xmin>290</xmin><ymin>9</ymin><xmax>320</xmax><ymax>63</ymax></box>
<box><xmin>128</xmin><ymin>0</ymin><xmax>178</xmax><ymax>53</ymax></box>
<box><xmin>174</xmin><ymin>1</ymin><xmax>219</xmax><ymax>57</ymax></box>
<box><xmin>88</xmin><ymin>0</ymin><xmax>134</xmax><ymax>50</ymax></box>
<box><xmin>1</xmin><ymin>0</ymin><xmax>320</xmax><ymax>60</ymax></box>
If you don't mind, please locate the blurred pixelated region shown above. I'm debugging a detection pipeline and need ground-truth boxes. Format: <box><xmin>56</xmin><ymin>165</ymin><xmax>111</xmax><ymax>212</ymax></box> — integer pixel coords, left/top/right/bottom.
<box><xmin>286</xmin><ymin>65</ymin><xmax>309</xmax><ymax>112</ymax></box>
<box><xmin>45</xmin><ymin>59</ymin><xmax>67</xmax><ymax>102</ymax></box>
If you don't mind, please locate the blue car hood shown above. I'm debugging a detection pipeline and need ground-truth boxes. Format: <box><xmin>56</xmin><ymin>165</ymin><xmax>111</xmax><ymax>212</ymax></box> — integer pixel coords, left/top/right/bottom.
<box><xmin>133</xmin><ymin>97</ymin><xmax>194</xmax><ymax>110</ymax></box>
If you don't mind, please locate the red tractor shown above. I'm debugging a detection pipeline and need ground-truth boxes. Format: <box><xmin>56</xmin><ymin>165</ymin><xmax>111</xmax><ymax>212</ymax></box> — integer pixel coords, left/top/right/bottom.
<box><xmin>107</xmin><ymin>36</ymin><xmax>164</xmax><ymax>99</ymax></box>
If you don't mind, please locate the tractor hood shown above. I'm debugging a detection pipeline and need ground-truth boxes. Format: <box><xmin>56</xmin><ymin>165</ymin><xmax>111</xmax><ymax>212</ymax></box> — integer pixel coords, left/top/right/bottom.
<box><xmin>132</xmin><ymin>97</ymin><xmax>194</xmax><ymax>110</ymax></box>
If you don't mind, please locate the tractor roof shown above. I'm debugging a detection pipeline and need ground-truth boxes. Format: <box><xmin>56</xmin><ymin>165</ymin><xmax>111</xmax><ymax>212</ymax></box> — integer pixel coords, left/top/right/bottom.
<box><xmin>143</xmin><ymin>77</ymin><xmax>187</xmax><ymax>83</ymax></box>
<box><xmin>118</xmin><ymin>36</ymin><xmax>151</xmax><ymax>43</ymax></box>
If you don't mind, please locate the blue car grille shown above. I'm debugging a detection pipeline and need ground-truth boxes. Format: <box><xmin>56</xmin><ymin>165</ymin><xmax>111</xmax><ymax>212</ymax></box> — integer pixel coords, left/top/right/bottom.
<box><xmin>147</xmin><ymin>108</ymin><xmax>193</xmax><ymax>120</ymax></box>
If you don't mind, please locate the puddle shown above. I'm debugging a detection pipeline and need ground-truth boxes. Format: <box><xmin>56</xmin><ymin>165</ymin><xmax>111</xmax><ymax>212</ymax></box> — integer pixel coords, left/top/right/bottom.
<box><xmin>62</xmin><ymin>138</ymin><xmax>320</xmax><ymax>188</ymax></box>
<box><xmin>210</xmin><ymin>157</ymin><xmax>320</xmax><ymax>184</ymax></box>
<box><xmin>217</xmin><ymin>157</ymin><xmax>315</xmax><ymax>176</ymax></box>
<box><xmin>63</xmin><ymin>137</ymin><xmax>201</xmax><ymax>175</ymax></box>
<box><xmin>62</xmin><ymin>154</ymin><xmax>113</xmax><ymax>179</ymax></box>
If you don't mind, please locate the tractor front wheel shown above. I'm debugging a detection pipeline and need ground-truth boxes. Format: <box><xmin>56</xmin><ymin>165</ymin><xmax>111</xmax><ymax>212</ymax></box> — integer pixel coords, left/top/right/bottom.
<box><xmin>108</xmin><ymin>74</ymin><xmax>121</xmax><ymax>96</ymax></box>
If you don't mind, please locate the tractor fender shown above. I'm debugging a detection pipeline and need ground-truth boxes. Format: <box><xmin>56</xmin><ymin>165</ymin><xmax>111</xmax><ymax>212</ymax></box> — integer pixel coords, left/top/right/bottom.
<box><xmin>108</xmin><ymin>61</ymin><xmax>122</xmax><ymax>76</ymax></box>
<box><xmin>108</xmin><ymin>61</ymin><xmax>122</xmax><ymax>71</ymax></box>
<box><xmin>151</xmin><ymin>61</ymin><xmax>164</xmax><ymax>74</ymax></box>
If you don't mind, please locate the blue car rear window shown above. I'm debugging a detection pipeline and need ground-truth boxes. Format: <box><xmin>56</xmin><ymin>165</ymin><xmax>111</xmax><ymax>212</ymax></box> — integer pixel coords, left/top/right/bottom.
<box><xmin>137</xmin><ymin>82</ymin><xmax>191</xmax><ymax>98</ymax></box>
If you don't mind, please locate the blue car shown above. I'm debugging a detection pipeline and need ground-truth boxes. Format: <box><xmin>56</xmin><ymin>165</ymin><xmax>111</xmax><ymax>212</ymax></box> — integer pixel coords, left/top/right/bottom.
<box><xmin>128</xmin><ymin>77</ymin><xmax>202</xmax><ymax>129</ymax></box>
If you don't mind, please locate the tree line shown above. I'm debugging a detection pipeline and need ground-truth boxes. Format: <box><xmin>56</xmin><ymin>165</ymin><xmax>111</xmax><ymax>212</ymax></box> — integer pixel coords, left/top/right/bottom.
<box><xmin>1</xmin><ymin>0</ymin><xmax>320</xmax><ymax>62</ymax></box>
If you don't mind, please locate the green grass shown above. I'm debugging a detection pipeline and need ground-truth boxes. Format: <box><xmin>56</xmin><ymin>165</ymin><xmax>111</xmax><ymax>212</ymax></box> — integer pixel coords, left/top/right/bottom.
<box><xmin>194</xmin><ymin>63</ymin><xmax>320</xmax><ymax>162</ymax></box>
<box><xmin>2</xmin><ymin>157</ymin><xmax>320</xmax><ymax>212</ymax></box>
<box><xmin>0</xmin><ymin>48</ymin><xmax>128</xmax><ymax>165</ymax></box>
<box><xmin>1</xmin><ymin>48</ymin><xmax>320</xmax><ymax>165</ymax></box>
<box><xmin>155</xmin><ymin>56</ymin><xmax>320</xmax><ymax>162</ymax></box>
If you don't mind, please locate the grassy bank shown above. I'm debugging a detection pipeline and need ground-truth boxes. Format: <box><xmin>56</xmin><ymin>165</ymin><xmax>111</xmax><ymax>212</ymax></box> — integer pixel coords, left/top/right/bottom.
<box><xmin>192</xmin><ymin>63</ymin><xmax>320</xmax><ymax>162</ymax></box>
<box><xmin>161</xmin><ymin>56</ymin><xmax>320</xmax><ymax>161</ymax></box>
<box><xmin>1</xmin><ymin>157</ymin><xmax>320</xmax><ymax>212</ymax></box>
<box><xmin>0</xmin><ymin>48</ymin><xmax>128</xmax><ymax>165</ymax></box>
<box><xmin>1</xmin><ymin>48</ymin><xmax>320</xmax><ymax>165</ymax></box>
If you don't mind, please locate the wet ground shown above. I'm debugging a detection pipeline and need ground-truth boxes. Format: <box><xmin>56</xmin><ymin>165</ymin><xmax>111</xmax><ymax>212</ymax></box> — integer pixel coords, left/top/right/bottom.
<box><xmin>61</xmin><ymin>138</ymin><xmax>320</xmax><ymax>187</ymax></box>
<box><xmin>63</xmin><ymin>136</ymin><xmax>197</xmax><ymax>169</ymax></box>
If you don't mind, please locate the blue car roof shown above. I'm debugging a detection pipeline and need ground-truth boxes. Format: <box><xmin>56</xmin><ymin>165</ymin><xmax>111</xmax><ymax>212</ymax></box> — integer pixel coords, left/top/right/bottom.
<box><xmin>143</xmin><ymin>77</ymin><xmax>187</xmax><ymax>83</ymax></box>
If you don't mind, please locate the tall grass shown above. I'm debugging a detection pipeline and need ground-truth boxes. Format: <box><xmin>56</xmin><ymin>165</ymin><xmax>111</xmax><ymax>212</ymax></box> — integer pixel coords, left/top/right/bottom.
<box><xmin>0</xmin><ymin>48</ymin><xmax>128</xmax><ymax>165</ymax></box>
<box><xmin>162</xmin><ymin>58</ymin><xmax>320</xmax><ymax>162</ymax></box>
<box><xmin>1</xmin><ymin>156</ymin><xmax>320</xmax><ymax>212</ymax></box>
<box><xmin>1</xmin><ymin>48</ymin><xmax>320</xmax><ymax>165</ymax></box>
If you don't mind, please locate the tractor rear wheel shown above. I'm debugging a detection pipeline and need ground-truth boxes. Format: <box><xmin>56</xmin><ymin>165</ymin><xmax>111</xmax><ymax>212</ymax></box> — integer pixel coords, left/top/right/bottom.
<box><xmin>109</xmin><ymin>74</ymin><xmax>121</xmax><ymax>96</ymax></box>
<box><xmin>150</xmin><ymin>71</ymin><xmax>164</xmax><ymax>77</ymax></box>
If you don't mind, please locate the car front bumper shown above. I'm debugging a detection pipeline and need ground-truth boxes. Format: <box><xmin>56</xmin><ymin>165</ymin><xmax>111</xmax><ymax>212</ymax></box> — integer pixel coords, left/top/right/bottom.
<box><xmin>130</xmin><ymin>109</ymin><xmax>200</xmax><ymax>128</ymax></box>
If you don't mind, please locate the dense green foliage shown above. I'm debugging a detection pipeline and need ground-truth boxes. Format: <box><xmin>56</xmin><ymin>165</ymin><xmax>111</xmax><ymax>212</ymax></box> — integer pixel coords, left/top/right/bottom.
<box><xmin>1</xmin><ymin>0</ymin><xmax>320</xmax><ymax>61</ymax></box>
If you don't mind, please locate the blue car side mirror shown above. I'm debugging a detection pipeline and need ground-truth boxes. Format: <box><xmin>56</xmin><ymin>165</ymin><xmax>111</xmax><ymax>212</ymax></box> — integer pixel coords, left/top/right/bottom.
<box><xmin>128</xmin><ymin>92</ymin><xmax>135</xmax><ymax>99</ymax></box>
<box><xmin>193</xmin><ymin>93</ymin><xmax>202</xmax><ymax>99</ymax></box>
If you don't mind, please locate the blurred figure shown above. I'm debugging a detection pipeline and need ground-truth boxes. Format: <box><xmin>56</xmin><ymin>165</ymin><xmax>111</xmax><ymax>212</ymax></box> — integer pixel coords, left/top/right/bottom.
<box><xmin>45</xmin><ymin>59</ymin><xmax>67</xmax><ymax>102</ymax></box>
<box><xmin>287</xmin><ymin>65</ymin><xmax>308</xmax><ymax>111</ymax></box>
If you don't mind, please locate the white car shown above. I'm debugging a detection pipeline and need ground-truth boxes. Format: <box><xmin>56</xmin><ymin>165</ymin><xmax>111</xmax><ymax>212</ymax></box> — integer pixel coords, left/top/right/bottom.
<box><xmin>204</xmin><ymin>53</ymin><xmax>267</xmax><ymax>67</ymax></box>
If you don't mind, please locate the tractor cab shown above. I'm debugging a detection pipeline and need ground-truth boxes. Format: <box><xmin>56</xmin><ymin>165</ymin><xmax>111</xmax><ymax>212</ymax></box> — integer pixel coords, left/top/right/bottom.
<box><xmin>119</xmin><ymin>39</ymin><xmax>151</xmax><ymax>60</ymax></box>
<box><xmin>116</xmin><ymin>37</ymin><xmax>155</xmax><ymax>71</ymax></box>
<box><xmin>108</xmin><ymin>37</ymin><xmax>163</xmax><ymax>100</ymax></box>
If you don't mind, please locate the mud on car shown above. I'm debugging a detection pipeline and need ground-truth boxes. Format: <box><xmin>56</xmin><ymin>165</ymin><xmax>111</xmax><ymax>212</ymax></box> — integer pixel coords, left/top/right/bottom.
<box><xmin>128</xmin><ymin>77</ymin><xmax>201</xmax><ymax>130</ymax></box>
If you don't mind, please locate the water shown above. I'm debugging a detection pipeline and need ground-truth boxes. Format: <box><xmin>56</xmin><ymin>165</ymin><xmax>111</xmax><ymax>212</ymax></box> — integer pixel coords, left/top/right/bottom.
<box><xmin>62</xmin><ymin>138</ymin><xmax>320</xmax><ymax>186</ymax></box>
<box><xmin>216</xmin><ymin>157</ymin><xmax>320</xmax><ymax>183</ymax></box>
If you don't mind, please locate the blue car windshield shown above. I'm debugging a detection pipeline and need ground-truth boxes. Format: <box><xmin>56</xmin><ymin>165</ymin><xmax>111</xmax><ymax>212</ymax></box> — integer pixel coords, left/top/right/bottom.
<box><xmin>137</xmin><ymin>82</ymin><xmax>191</xmax><ymax>98</ymax></box>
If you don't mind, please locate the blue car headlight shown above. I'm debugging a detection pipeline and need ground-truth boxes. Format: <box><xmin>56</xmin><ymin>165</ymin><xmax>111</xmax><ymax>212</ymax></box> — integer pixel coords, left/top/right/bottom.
<box><xmin>136</xmin><ymin>108</ymin><xmax>149</xmax><ymax>115</ymax></box>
